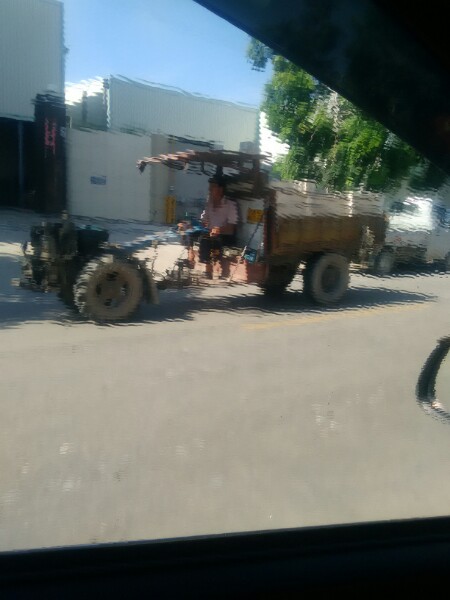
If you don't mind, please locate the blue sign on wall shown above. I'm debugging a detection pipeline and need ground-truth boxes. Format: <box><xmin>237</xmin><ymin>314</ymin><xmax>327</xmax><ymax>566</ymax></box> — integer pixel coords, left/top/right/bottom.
<box><xmin>90</xmin><ymin>175</ymin><xmax>107</xmax><ymax>185</ymax></box>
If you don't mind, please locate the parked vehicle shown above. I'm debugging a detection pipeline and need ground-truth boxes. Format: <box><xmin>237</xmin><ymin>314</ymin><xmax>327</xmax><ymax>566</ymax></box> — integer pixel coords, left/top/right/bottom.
<box><xmin>15</xmin><ymin>150</ymin><xmax>387</xmax><ymax>321</ymax></box>
<box><xmin>374</xmin><ymin>196</ymin><xmax>450</xmax><ymax>275</ymax></box>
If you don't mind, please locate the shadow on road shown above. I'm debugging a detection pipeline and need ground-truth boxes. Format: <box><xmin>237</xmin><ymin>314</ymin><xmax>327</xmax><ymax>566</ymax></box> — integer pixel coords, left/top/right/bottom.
<box><xmin>131</xmin><ymin>283</ymin><xmax>436</xmax><ymax>327</ymax></box>
<box><xmin>0</xmin><ymin>249</ymin><xmax>436</xmax><ymax>331</ymax></box>
<box><xmin>0</xmin><ymin>209</ymin><xmax>443</xmax><ymax>330</ymax></box>
<box><xmin>0</xmin><ymin>254</ymin><xmax>60</xmax><ymax>328</ymax></box>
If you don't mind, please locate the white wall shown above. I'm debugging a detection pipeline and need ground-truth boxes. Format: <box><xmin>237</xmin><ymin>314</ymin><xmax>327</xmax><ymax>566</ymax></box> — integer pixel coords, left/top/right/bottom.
<box><xmin>67</xmin><ymin>129</ymin><xmax>152</xmax><ymax>221</ymax></box>
<box><xmin>0</xmin><ymin>0</ymin><xmax>64</xmax><ymax>120</ymax></box>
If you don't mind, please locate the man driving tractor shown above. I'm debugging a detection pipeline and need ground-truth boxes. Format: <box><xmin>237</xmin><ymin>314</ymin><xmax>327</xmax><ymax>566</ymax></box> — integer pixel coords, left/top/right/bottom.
<box><xmin>199</xmin><ymin>174</ymin><xmax>239</xmax><ymax>262</ymax></box>
<box><xmin>179</xmin><ymin>174</ymin><xmax>239</xmax><ymax>276</ymax></box>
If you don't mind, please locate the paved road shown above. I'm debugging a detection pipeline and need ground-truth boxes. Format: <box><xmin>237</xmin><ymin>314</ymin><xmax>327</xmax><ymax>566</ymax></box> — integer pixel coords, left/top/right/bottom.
<box><xmin>1</xmin><ymin>217</ymin><xmax>450</xmax><ymax>551</ymax></box>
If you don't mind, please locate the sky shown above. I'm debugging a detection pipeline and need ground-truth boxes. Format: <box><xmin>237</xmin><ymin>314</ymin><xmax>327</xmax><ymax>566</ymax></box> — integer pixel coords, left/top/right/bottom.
<box><xmin>61</xmin><ymin>0</ymin><xmax>272</xmax><ymax>107</ymax></box>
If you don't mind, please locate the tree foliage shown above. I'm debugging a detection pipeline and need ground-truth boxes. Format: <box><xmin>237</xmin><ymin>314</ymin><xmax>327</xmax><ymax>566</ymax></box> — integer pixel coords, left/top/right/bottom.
<box><xmin>247</xmin><ymin>39</ymin><xmax>446</xmax><ymax>193</ymax></box>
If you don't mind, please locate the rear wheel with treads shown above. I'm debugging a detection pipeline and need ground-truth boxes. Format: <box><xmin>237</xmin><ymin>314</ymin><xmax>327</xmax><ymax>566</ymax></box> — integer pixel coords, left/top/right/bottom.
<box><xmin>303</xmin><ymin>253</ymin><xmax>349</xmax><ymax>305</ymax></box>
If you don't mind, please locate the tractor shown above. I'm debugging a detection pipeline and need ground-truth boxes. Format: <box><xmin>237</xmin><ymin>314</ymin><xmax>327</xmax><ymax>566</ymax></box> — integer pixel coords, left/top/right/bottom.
<box><xmin>15</xmin><ymin>150</ymin><xmax>387</xmax><ymax>321</ymax></box>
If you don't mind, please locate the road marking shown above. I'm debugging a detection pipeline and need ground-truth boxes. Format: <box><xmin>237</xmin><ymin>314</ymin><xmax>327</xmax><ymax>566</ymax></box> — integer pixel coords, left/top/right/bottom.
<box><xmin>242</xmin><ymin>302</ymin><xmax>428</xmax><ymax>331</ymax></box>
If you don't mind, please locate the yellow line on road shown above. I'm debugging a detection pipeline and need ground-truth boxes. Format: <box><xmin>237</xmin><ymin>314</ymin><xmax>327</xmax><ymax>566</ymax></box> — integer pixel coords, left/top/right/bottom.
<box><xmin>242</xmin><ymin>302</ymin><xmax>427</xmax><ymax>332</ymax></box>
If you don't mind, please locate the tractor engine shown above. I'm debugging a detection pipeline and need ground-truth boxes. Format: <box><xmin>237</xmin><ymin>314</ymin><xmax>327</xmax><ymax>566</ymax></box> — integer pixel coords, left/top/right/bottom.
<box><xmin>21</xmin><ymin>219</ymin><xmax>109</xmax><ymax>295</ymax></box>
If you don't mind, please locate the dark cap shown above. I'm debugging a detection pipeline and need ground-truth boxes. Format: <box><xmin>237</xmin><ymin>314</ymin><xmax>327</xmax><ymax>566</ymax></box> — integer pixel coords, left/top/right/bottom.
<box><xmin>208</xmin><ymin>174</ymin><xmax>227</xmax><ymax>188</ymax></box>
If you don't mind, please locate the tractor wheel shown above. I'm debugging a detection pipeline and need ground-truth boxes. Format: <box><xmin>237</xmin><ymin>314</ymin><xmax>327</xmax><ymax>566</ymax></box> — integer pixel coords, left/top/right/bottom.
<box><xmin>303</xmin><ymin>253</ymin><xmax>349</xmax><ymax>305</ymax></box>
<box><xmin>260</xmin><ymin>263</ymin><xmax>298</xmax><ymax>297</ymax></box>
<box><xmin>74</xmin><ymin>256</ymin><xmax>143</xmax><ymax>321</ymax></box>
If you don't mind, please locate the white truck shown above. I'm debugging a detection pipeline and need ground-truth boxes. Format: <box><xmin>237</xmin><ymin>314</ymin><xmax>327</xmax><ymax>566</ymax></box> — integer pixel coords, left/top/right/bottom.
<box><xmin>374</xmin><ymin>196</ymin><xmax>450</xmax><ymax>275</ymax></box>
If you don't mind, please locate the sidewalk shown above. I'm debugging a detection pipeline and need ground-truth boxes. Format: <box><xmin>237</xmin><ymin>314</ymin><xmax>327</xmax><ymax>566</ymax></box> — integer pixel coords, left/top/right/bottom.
<box><xmin>0</xmin><ymin>208</ymin><xmax>177</xmax><ymax>243</ymax></box>
<box><xmin>0</xmin><ymin>208</ymin><xmax>187</xmax><ymax>277</ymax></box>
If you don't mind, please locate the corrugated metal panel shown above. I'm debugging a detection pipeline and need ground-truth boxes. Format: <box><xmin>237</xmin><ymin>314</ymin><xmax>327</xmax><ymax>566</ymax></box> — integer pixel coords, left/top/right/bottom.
<box><xmin>67</xmin><ymin>129</ymin><xmax>152</xmax><ymax>222</ymax></box>
<box><xmin>109</xmin><ymin>77</ymin><xmax>259</xmax><ymax>151</ymax></box>
<box><xmin>66</xmin><ymin>79</ymin><xmax>108</xmax><ymax>129</ymax></box>
<box><xmin>0</xmin><ymin>0</ymin><xmax>64</xmax><ymax>120</ymax></box>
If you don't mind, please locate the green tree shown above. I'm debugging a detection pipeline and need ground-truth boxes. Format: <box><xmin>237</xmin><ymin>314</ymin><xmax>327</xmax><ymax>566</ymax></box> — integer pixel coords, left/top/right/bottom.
<box><xmin>248</xmin><ymin>39</ymin><xmax>446</xmax><ymax>192</ymax></box>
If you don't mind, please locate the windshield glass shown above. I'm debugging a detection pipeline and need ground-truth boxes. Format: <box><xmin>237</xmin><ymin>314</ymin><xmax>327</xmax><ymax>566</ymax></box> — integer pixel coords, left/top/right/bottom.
<box><xmin>1</xmin><ymin>0</ymin><xmax>449</xmax><ymax>552</ymax></box>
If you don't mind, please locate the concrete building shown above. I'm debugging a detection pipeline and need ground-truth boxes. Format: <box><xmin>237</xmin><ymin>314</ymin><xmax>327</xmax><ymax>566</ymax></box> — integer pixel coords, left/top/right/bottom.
<box><xmin>65</xmin><ymin>76</ymin><xmax>260</xmax><ymax>222</ymax></box>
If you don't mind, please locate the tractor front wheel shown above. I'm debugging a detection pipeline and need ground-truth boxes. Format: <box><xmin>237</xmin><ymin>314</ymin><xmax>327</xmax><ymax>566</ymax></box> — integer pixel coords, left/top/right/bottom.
<box><xmin>74</xmin><ymin>256</ymin><xmax>143</xmax><ymax>321</ymax></box>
